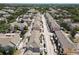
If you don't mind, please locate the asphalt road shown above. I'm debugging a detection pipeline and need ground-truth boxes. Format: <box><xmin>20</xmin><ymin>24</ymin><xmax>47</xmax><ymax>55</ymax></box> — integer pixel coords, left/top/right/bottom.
<box><xmin>42</xmin><ymin>14</ymin><xmax>56</xmax><ymax>55</ymax></box>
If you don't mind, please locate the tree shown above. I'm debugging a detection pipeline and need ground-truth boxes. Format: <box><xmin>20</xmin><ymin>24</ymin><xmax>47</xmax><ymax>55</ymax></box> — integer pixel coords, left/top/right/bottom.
<box><xmin>20</xmin><ymin>20</ymin><xmax>24</xmax><ymax>23</ymax></box>
<box><xmin>7</xmin><ymin>15</ymin><xmax>16</xmax><ymax>23</ymax></box>
<box><xmin>7</xmin><ymin>47</ymin><xmax>16</xmax><ymax>55</ymax></box>
<box><xmin>72</xmin><ymin>15</ymin><xmax>79</xmax><ymax>22</ymax></box>
<box><xmin>0</xmin><ymin>46</ymin><xmax>17</xmax><ymax>55</ymax></box>
<box><xmin>60</xmin><ymin>22</ymin><xmax>70</xmax><ymax>31</ymax></box>
<box><xmin>0</xmin><ymin>20</ymin><xmax>10</xmax><ymax>33</ymax></box>
<box><xmin>14</xmin><ymin>25</ymin><xmax>19</xmax><ymax>30</ymax></box>
<box><xmin>70</xmin><ymin>28</ymin><xmax>77</xmax><ymax>38</ymax></box>
<box><xmin>24</xmin><ymin>26</ymin><xmax>28</xmax><ymax>32</ymax></box>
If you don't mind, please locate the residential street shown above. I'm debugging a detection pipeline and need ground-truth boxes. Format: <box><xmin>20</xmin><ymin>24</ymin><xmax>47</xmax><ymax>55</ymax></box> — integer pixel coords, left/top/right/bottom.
<box><xmin>42</xmin><ymin>14</ymin><xmax>56</xmax><ymax>55</ymax></box>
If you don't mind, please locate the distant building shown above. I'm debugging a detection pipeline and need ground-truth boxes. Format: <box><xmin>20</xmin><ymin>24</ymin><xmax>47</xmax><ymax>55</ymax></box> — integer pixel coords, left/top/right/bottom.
<box><xmin>0</xmin><ymin>10</ymin><xmax>11</xmax><ymax>18</ymax></box>
<box><xmin>63</xmin><ymin>19</ymin><xmax>71</xmax><ymax>23</ymax></box>
<box><xmin>0</xmin><ymin>17</ymin><xmax>6</xmax><ymax>21</ymax></box>
<box><xmin>70</xmin><ymin>23</ymin><xmax>79</xmax><ymax>29</ymax></box>
<box><xmin>0</xmin><ymin>10</ymin><xmax>8</xmax><ymax>14</ymax></box>
<box><xmin>2</xmin><ymin>7</ymin><xmax>15</xmax><ymax>13</ymax></box>
<box><xmin>28</xmin><ymin>9</ymin><xmax>38</xmax><ymax>13</ymax></box>
<box><xmin>48</xmin><ymin>8</ymin><xmax>58</xmax><ymax>14</ymax></box>
<box><xmin>3</xmin><ymin>13</ymin><xmax>11</xmax><ymax>17</ymax></box>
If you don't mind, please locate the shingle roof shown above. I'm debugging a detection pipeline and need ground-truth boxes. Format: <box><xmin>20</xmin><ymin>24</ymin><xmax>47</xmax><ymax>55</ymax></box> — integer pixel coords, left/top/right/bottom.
<box><xmin>27</xmin><ymin>28</ymin><xmax>41</xmax><ymax>48</ymax></box>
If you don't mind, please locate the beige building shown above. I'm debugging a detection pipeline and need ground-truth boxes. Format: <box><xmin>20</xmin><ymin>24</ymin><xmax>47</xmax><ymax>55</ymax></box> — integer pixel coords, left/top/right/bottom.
<box><xmin>25</xmin><ymin>30</ymin><xmax>41</xmax><ymax>55</ymax></box>
<box><xmin>0</xmin><ymin>33</ymin><xmax>20</xmax><ymax>48</ymax></box>
<box><xmin>24</xmin><ymin>13</ymin><xmax>43</xmax><ymax>55</ymax></box>
<box><xmin>28</xmin><ymin>9</ymin><xmax>39</xmax><ymax>13</ymax></box>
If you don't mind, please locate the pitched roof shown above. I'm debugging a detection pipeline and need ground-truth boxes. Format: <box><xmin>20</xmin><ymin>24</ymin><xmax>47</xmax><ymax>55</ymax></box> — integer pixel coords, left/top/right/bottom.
<box><xmin>27</xmin><ymin>30</ymin><xmax>40</xmax><ymax>48</ymax></box>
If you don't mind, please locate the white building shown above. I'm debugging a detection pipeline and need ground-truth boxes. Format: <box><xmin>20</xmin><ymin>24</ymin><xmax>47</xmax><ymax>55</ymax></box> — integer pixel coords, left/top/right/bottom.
<box><xmin>75</xmin><ymin>33</ymin><xmax>79</xmax><ymax>40</ymax></box>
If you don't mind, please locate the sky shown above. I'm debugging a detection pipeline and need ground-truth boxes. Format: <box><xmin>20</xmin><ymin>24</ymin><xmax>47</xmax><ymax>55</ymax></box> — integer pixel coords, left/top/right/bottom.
<box><xmin>0</xmin><ymin>0</ymin><xmax>79</xmax><ymax>3</ymax></box>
